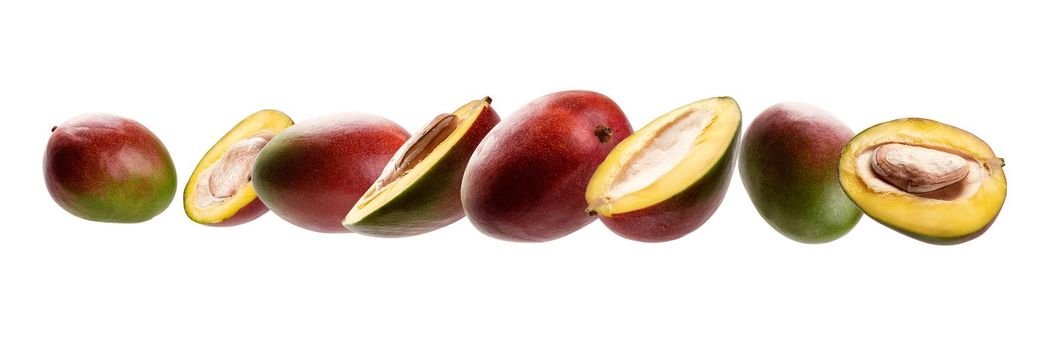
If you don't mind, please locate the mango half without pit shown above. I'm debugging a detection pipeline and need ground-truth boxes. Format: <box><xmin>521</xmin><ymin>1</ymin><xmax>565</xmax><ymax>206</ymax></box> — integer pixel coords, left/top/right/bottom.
<box><xmin>839</xmin><ymin>118</ymin><xmax>1007</xmax><ymax>244</ymax></box>
<box><xmin>44</xmin><ymin>114</ymin><xmax>177</xmax><ymax>223</ymax></box>
<box><xmin>183</xmin><ymin>110</ymin><xmax>293</xmax><ymax>226</ymax></box>
<box><xmin>462</xmin><ymin>90</ymin><xmax>633</xmax><ymax>242</ymax></box>
<box><xmin>251</xmin><ymin>113</ymin><xmax>410</xmax><ymax>233</ymax></box>
<box><xmin>739</xmin><ymin>103</ymin><xmax>862</xmax><ymax>243</ymax></box>
<box><xmin>344</xmin><ymin>97</ymin><xmax>500</xmax><ymax>237</ymax></box>
<box><xmin>586</xmin><ymin>97</ymin><xmax>741</xmax><ymax>243</ymax></box>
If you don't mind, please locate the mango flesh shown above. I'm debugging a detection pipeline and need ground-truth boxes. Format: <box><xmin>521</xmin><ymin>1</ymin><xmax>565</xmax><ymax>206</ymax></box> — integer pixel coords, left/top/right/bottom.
<box><xmin>739</xmin><ymin>103</ymin><xmax>861</xmax><ymax>243</ymax></box>
<box><xmin>344</xmin><ymin>98</ymin><xmax>500</xmax><ymax>237</ymax></box>
<box><xmin>839</xmin><ymin>118</ymin><xmax>1006</xmax><ymax>244</ymax></box>
<box><xmin>183</xmin><ymin>110</ymin><xmax>294</xmax><ymax>226</ymax></box>
<box><xmin>251</xmin><ymin>113</ymin><xmax>409</xmax><ymax>233</ymax></box>
<box><xmin>462</xmin><ymin>90</ymin><xmax>633</xmax><ymax>242</ymax></box>
<box><xmin>587</xmin><ymin>97</ymin><xmax>741</xmax><ymax>242</ymax></box>
<box><xmin>44</xmin><ymin>114</ymin><xmax>176</xmax><ymax>223</ymax></box>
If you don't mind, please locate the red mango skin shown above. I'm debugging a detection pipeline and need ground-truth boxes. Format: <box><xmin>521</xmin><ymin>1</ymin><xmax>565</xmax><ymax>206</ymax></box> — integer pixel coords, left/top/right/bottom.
<box><xmin>462</xmin><ymin>90</ymin><xmax>633</xmax><ymax>242</ymax></box>
<box><xmin>741</xmin><ymin>103</ymin><xmax>861</xmax><ymax>243</ymax></box>
<box><xmin>44</xmin><ymin>114</ymin><xmax>177</xmax><ymax>223</ymax></box>
<box><xmin>600</xmin><ymin>133</ymin><xmax>739</xmax><ymax>243</ymax></box>
<box><xmin>252</xmin><ymin>113</ymin><xmax>409</xmax><ymax>233</ymax></box>
<box><xmin>203</xmin><ymin>198</ymin><xmax>268</xmax><ymax>227</ymax></box>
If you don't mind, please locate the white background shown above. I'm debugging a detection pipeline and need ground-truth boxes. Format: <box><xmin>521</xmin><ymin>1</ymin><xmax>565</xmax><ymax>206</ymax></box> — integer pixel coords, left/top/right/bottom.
<box><xmin>2</xmin><ymin>1</ymin><xmax>1042</xmax><ymax>349</ymax></box>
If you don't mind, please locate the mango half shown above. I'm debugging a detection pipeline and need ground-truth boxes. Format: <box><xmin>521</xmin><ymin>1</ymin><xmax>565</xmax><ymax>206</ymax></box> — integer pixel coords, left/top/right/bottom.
<box><xmin>839</xmin><ymin>118</ymin><xmax>1006</xmax><ymax>244</ymax></box>
<box><xmin>586</xmin><ymin>97</ymin><xmax>741</xmax><ymax>242</ymax></box>
<box><xmin>183</xmin><ymin>110</ymin><xmax>293</xmax><ymax>226</ymax></box>
<box><xmin>344</xmin><ymin>98</ymin><xmax>499</xmax><ymax>237</ymax></box>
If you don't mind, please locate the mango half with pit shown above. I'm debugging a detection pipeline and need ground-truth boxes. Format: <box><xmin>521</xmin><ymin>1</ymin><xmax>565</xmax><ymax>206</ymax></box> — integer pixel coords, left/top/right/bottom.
<box><xmin>839</xmin><ymin>118</ymin><xmax>1006</xmax><ymax>244</ymax></box>
<box><xmin>183</xmin><ymin>110</ymin><xmax>293</xmax><ymax>226</ymax></box>
<box><xmin>344</xmin><ymin>97</ymin><xmax>500</xmax><ymax>237</ymax></box>
<box><xmin>586</xmin><ymin>97</ymin><xmax>741</xmax><ymax>242</ymax></box>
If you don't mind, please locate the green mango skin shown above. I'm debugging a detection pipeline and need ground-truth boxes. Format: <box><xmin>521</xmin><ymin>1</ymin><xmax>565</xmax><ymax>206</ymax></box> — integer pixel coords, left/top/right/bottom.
<box><xmin>739</xmin><ymin>103</ymin><xmax>861</xmax><ymax>243</ymax></box>
<box><xmin>251</xmin><ymin>113</ymin><xmax>409</xmax><ymax>233</ymax></box>
<box><xmin>44</xmin><ymin>114</ymin><xmax>177</xmax><ymax>223</ymax></box>
<box><xmin>346</xmin><ymin>103</ymin><xmax>500</xmax><ymax>237</ymax></box>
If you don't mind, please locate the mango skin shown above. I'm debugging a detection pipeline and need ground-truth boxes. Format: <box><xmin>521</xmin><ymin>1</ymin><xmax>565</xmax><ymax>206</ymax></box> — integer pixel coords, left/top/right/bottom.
<box><xmin>200</xmin><ymin>199</ymin><xmax>268</xmax><ymax>227</ymax></box>
<box><xmin>44</xmin><ymin>114</ymin><xmax>177</xmax><ymax>223</ymax></box>
<box><xmin>881</xmin><ymin>215</ymin><xmax>992</xmax><ymax>245</ymax></box>
<box><xmin>599</xmin><ymin>130</ymin><xmax>739</xmax><ymax>243</ymax></box>
<box><xmin>838</xmin><ymin>118</ymin><xmax>1005</xmax><ymax>245</ymax></box>
<box><xmin>183</xmin><ymin>110</ymin><xmax>294</xmax><ymax>227</ymax></box>
<box><xmin>462</xmin><ymin>90</ymin><xmax>633</xmax><ymax>242</ymax></box>
<box><xmin>252</xmin><ymin>113</ymin><xmax>409</xmax><ymax>233</ymax></box>
<box><xmin>739</xmin><ymin>103</ymin><xmax>861</xmax><ymax>243</ymax></box>
<box><xmin>347</xmin><ymin>104</ymin><xmax>501</xmax><ymax>237</ymax></box>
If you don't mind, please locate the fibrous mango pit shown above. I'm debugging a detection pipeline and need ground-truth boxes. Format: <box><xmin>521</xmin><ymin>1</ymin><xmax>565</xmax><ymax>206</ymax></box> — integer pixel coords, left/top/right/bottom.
<box><xmin>193</xmin><ymin>131</ymin><xmax>273</xmax><ymax>208</ymax></box>
<box><xmin>858</xmin><ymin>143</ymin><xmax>987</xmax><ymax>201</ymax></box>
<box><xmin>369</xmin><ymin>113</ymin><xmax>458</xmax><ymax>196</ymax></box>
